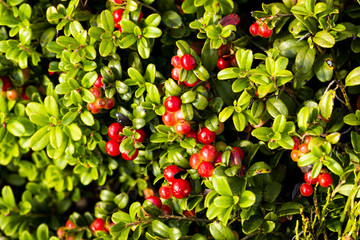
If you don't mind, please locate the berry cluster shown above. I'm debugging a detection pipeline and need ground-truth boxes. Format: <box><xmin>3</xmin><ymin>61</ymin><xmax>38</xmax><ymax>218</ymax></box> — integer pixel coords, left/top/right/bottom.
<box><xmin>249</xmin><ymin>19</ymin><xmax>273</xmax><ymax>38</ymax></box>
<box><xmin>0</xmin><ymin>77</ymin><xmax>30</xmax><ymax>101</ymax></box>
<box><xmin>300</xmin><ymin>170</ymin><xmax>333</xmax><ymax>197</ymax></box>
<box><xmin>290</xmin><ymin>136</ymin><xmax>311</xmax><ymax>162</ymax></box>
<box><xmin>57</xmin><ymin>219</ymin><xmax>113</xmax><ymax>239</ymax></box>
<box><xmin>145</xmin><ymin>196</ymin><xmax>172</xmax><ymax>215</ymax></box>
<box><xmin>105</xmin><ymin>122</ymin><xmax>145</xmax><ymax>160</ymax></box>
<box><xmin>158</xmin><ymin>165</ymin><xmax>191</xmax><ymax>200</ymax></box>
<box><xmin>87</xmin><ymin>76</ymin><xmax>115</xmax><ymax>114</ymax></box>
<box><xmin>170</xmin><ymin>53</ymin><xmax>199</xmax><ymax>87</ymax></box>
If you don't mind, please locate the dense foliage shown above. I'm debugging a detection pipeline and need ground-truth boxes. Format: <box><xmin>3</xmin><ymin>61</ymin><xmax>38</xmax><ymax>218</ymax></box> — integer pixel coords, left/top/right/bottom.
<box><xmin>1</xmin><ymin>0</ymin><xmax>360</xmax><ymax>239</ymax></box>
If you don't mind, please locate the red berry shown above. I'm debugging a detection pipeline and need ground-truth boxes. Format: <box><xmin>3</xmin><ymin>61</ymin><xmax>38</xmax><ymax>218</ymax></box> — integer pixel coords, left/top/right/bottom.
<box><xmin>171</xmin><ymin>179</ymin><xmax>191</xmax><ymax>199</ymax></box>
<box><xmin>87</xmin><ymin>102</ymin><xmax>100</xmax><ymax>114</ymax></box>
<box><xmin>185</xmin><ymin>130</ymin><xmax>198</xmax><ymax>142</ymax></box>
<box><xmin>232</xmin><ymin>147</ymin><xmax>244</xmax><ymax>161</ymax></box>
<box><xmin>300</xmin><ymin>183</ymin><xmax>313</xmax><ymax>197</ymax></box>
<box><xmin>104</xmin><ymin>97</ymin><xmax>115</xmax><ymax>109</ymax></box>
<box><xmin>162</xmin><ymin>111</ymin><xmax>177</xmax><ymax>127</ymax></box>
<box><xmin>114</xmin><ymin>0</ymin><xmax>123</xmax><ymax>3</ymax></box>
<box><xmin>174</xmin><ymin>110</ymin><xmax>185</xmax><ymax>122</ymax></box>
<box><xmin>90</xmin><ymin>218</ymin><xmax>106</xmax><ymax>232</ymax></box>
<box><xmin>197</xmin><ymin>127</ymin><xmax>215</xmax><ymax>144</ymax></box>
<box><xmin>138</xmin><ymin>11</ymin><xmax>143</xmax><ymax>21</ymax></box>
<box><xmin>146</xmin><ymin>196</ymin><xmax>162</xmax><ymax>209</ymax></box>
<box><xmin>94</xmin><ymin>76</ymin><xmax>104</xmax><ymax>88</ymax></box>
<box><xmin>164</xmin><ymin>96</ymin><xmax>182</xmax><ymax>112</ymax></box>
<box><xmin>183</xmin><ymin>210</ymin><xmax>195</xmax><ymax>218</ymax></box>
<box><xmin>174</xmin><ymin>121</ymin><xmax>191</xmax><ymax>135</ymax></box>
<box><xmin>135</xmin><ymin>129</ymin><xmax>146</xmax><ymax>142</ymax></box>
<box><xmin>90</xmin><ymin>87</ymin><xmax>101</xmax><ymax>98</ymax></box>
<box><xmin>65</xmin><ymin>220</ymin><xmax>76</xmax><ymax>229</ymax></box>
<box><xmin>108</xmin><ymin>123</ymin><xmax>123</xmax><ymax>140</ymax></box>
<box><xmin>57</xmin><ymin>227</ymin><xmax>66</xmax><ymax>238</ymax></box>
<box><xmin>299</xmin><ymin>143</ymin><xmax>309</xmax><ymax>154</ymax></box>
<box><xmin>304</xmin><ymin>170</ymin><xmax>318</xmax><ymax>185</ymax></box>
<box><xmin>292</xmin><ymin>137</ymin><xmax>300</xmax><ymax>150</ymax></box>
<box><xmin>189</xmin><ymin>153</ymin><xmax>202</xmax><ymax>169</ymax></box>
<box><xmin>258</xmin><ymin>23</ymin><xmax>273</xmax><ymax>38</ymax></box>
<box><xmin>159</xmin><ymin>186</ymin><xmax>172</xmax><ymax>199</ymax></box>
<box><xmin>213</xmin><ymin>152</ymin><xmax>223</xmax><ymax>165</ymax></box>
<box><xmin>249</xmin><ymin>23</ymin><xmax>259</xmax><ymax>36</ymax></box>
<box><xmin>6</xmin><ymin>89</ymin><xmax>19</xmax><ymax>100</ymax></box>
<box><xmin>304</xmin><ymin>136</ymin><xmax>312</xmax><ymax>145</ymax></box>
<box><xmin>21</xmin><ymin>89</ymin><xmax>30</xmax><ymax>100</ymax></box>
<box><xmin>184</xmin><ymin>78</ymin><xmax>199</xmax><ymax>87</ymax></box>
<box><xmin>318</xmin><ymin>173</ymin><xmax>333</xmax><ymax>187</ymax></box>
<box><xmin>171</xmin><ymin>67</ymin><xmax>181</xmax><ymax>80</ymax></box>
<box><xmin>290</xmin><ymin>150</ymin><xmax>301</xmax><ymax>162</ymax></box>
<box><xmin>161</xmin><ymin>205</ymin><xmax>172</xmax><ymax>215</ymax></box>
<box><xmin>197</xmin><ymin>161</ymin><xmax>214</xmax><ymax>178</ymax></box>
<box><xmin>217</xmin><ymin>57</ymin><xmax>230</xmax><ymax>70</ymax></box>
<box><xmin>105</xmin><ymin>140</ymin><xmax>121</xmax><ymax>156</ymax></box>
<box><xmin>105</xmin><ymin>222</ymin><xmax>115</xmax><ymax>233</ymax></box>
<box><xmin>171</xmin><ymin>56</ymin><xmax>182</xmax><ymax>68</ymax></box>
<box><xmin>200</xmin><ymin>145</ymin><xmax>217</xmax><ymax>162</ymax></box>
<box><xmin>1</xmin><ymin>77</ymin><xmax>12</xmax><ymax>92</ymax></box>
<box><xmin>121</xmin><ymin>149</ymin><xmax>139</xmax><ymax>160</ymax></box>
<box><xmin>164</xmin><ymin>165</ymin><xmax>181</xmax><ymax>183</ymax></box>
<box><xmin>113</xmin><ymin>9</ymin><xmax>124</xmax><ymax>28</ymax></box>
<box><xmin>180</xmin><ymin>54</ymin><xmax>197</xmax><ymax>71</ymax></box>
<box><xmin>95</xmin><ymin>98</ymin><xmax>106</xmax><ymax>109</ymax></box>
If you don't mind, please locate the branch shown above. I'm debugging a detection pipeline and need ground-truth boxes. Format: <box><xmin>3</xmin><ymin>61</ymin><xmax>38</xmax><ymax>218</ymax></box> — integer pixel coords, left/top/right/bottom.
<box><xmin>158</xmin><ymin>215</ymin><xmax>214</xmax><ymax>223</ymax></box>
<box><xmin>126</xmin><ymin>220</ymin><xmax>152</xmax><ymax>228</ymax></box>
<box><xmin>135</xmin><ymin>0</ymin><xmax>159</xmax><ymax>14</ymax></box>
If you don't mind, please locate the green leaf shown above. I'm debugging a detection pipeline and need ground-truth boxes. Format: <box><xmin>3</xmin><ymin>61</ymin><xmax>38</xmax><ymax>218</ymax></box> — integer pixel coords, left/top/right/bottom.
<box><xmin>264</xmin><ymin>182</ymin><xmax>281</xmax><ymax>203</ymax></box>
<box><xmin>217</xmin><ymin>67</ymin><xmax>239</xmax><ymax>80</ymax></box>
<box><xmin>323</xmin><ymin>156</ymin><xmax>343</xmax><ymax>176</ymax></box>
<box><xmin>295</xmin><ymin>45</ymin><xmax>316</xmax><ymax>74</ymax></box>
<box><xmin>36</xmin><ymin>224</ymin><xmax>49</xmax><ymax>240</ymax></box>
<box><xmin>143</xmin><ymin>27</ymin><xmax>162</xmax><ymax>38</ymax></box>
<box><xmin>2</xmin><ymin>186</ymin><xmax>16</xmax><ymax>208</ymax></box>
<box><xmin>319</xmin><ymin>89</ymin><xmax>335</xmax><ymax>120</ymax></box>
<box><xmin>232</xmin><ymin>112</ymin><xmax>246</xmax><ymax>131</ymax></box>
<box><xmin>246</xmin><ymin>162</ymin><xmax>271</xmax><ymax>177</ymax></box>
<box><xmin>81</xmin><ymin>110</ymin><xmax>94</xmax><ymax>126</ymax></box>
<box><xmin>209</xmin><ymin>222</ymin><xmax>237</xmax><ymax>240</ymax></box>
<box><xmin>239</xmin><ymin>191</ymin><xmax>256</xmax><ymax>208</ymax></box>
<box><xmin>276</xmin><ymin>202</ymin><xmax>302</xmax><ymax>217</ymax></box>
<box><xmin>214</xmin><ymin>196</ymin><xmax>234</xmax><ymax>208</ymax></box>
<box><xmin>219</xmin><ymin>106</ymin><xmax>234</xmax><ymax>122</ymax></box>
<box><xmin>298</xmin><ymin>153</ymin><xmax>317</xmax><ymax>167</ymax></box>
<box><xmin>345</xmin><ymin>67</ymin><xmax>360</xmax><ymax>86</ymax></box>
<box><xmin>297</xmin><ymin>107</ymin><xmax>309</xmax><ymax>132</ymax></box>
<box><xmin>67</xmin><ymin>123</ymin><xmax>82</xmax><ymax>141</ymax></box>
<box><xmin>81</xmin><ymin>71</ymin><xmax>98</xmax><ymax>88</ymax></box>
<box><xmin>313</xmin><ymin>31</ymin><xmax>335</xmax><ymax>48</ymax></box>
<box><xmin>242</xmin><ymin>216</ymin><xmax>263</xmax><ymax>235</ymax></box>
<box><xmin>99</xmin><ymin>40</ymin><xmax>114</xmax><ymax>57</ymax></box>
<box><xmin>50</xmin><ymin>126</ymin><xmax>63</xmax><ymax>149</ymax></box>
<box><xmin>44</xmin><ymin>96</ymin><xmax>59</xmax><ymax>119</ymax></box>
<box><xmin>100</xmin><ymin>10</ymin><xmax>115</xmax><ymax>32</ymax></box>
<box><xmin>251</xmin><ymin>127</ymin><xmax>272</xmax><ymax>141</ymax></box>
<box><xmin>266</xmin><ymin>97</ymin><xmax>288</xmax><ymax>118</ymax></box>
<box><xmin>212</xmin><ymin>176</ymin><xmax>233</xmax><ymax>196</ymax></box>
<box><xmin>29</xmin><ymin>126</ymin><xmax>50</xmax><ymax>151</ymax></box>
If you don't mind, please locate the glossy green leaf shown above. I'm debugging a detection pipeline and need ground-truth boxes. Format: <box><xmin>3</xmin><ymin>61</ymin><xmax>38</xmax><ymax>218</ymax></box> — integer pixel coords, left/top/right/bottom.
<box><xmin>313</xmin><ymin>31</ymin><xmax>335</xmax><ymax>48</ymax></box>
<box><xmin>319</xmin><ymin>89</ymin><xmax>335</xmax><ymax>120</ymax></box>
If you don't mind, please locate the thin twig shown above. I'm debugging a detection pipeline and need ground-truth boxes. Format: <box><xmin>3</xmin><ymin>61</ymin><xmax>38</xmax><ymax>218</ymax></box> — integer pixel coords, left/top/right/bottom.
<box><xmin>158</xmin><ymin>215</ymin><xmax>214</xmax><ymax>223</ymax></box>
<box><xmin>135</xmin><ymin>0</ymin><xmax>159</xmax><ymax>14</ymax></box>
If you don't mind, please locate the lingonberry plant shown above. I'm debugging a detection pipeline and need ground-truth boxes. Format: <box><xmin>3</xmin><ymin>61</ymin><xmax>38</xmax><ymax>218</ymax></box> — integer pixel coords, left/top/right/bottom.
<box><xmin>1</xmin><ymin>0</ymin><xmax>360</xmax><ymax>239</ymax></box>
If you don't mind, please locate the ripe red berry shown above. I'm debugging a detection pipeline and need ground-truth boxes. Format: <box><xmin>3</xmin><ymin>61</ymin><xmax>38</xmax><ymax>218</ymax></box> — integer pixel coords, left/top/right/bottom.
<box><xmin>162</xmin><ymin>111</ymin><xmax>177</xmax><ymax>127</ymax></box>
<box><xmin>197</xmin><ymin>127</ymin><xmax>215</xmax><ymax>144</ymax></box>
<box><xmin>21</xmin><ymin>88</ymin><xmax>30</xmax><ymax>100</ymax></box>
<box><xmin>159</xmin><ymin>186</ymin><xmax>172</xmax><ymax>199</ymax></box>
<box><xmin>113</xmin><ymin>9</ymin><xmax>124</xmax><ymax>28</ymax></box>
<box><xmin>171</xmin><ymin>56</ymin><xmax>182</xmax><ymax>68</ymax></box>
<box><xmin>6</xmin><ymin>89</ymin><xmax>19</xmax><ymax>100</ymax></box>
<box><xmin>65</xmin><ymin>220</ymin><xmax>76</xmax><ymax>229</ymax></box>
<box><xmin>90</xmin><ymin>218</ymin><xmax>106</xmax><ymax>232</ymax></box>
<box><xmin>87</xmin><ymin>102</ymin><xmax>100</xmax><ymax>114</ymax></box>
<box><xmin>197</xmin><ymin>161</ymin><xmax>214</xmax><ymax>178</ymax></box>
<box><xmin>105</xmin><ymin>140</ymin><xmax>121</xmax><ymax>156</ymax></box>
<box><xmin>174</xmin><ymin>121</ymin><xmax>191</xmax><ymax>135</ymax></box>
<box><xmin>171</xmin><ymin>179</ymin><xmax>191</xmax><ymax>199</ymax></box>
<box><xmin>318</xmin><ymin>173</ymin><xmax>333</xmax><ymax>187</ymax></box>
<box><xmin>121</xmin><ymin>149</ymin><xmax>139</xmax><ymax>160</ymax></box>
<box><xmin>304</xmin><ymin>170</ymin><xmax>318</xmax><ymax>185</ymax></box>
<box><xmin>94</xmin><ymin>76</ymin><xmax>104</xmax><ymax>88</ymax></box>
<box><xmin>135</xmin><ymin>129</ymin><xmax>146</xmax><ymax>142</ymax></box>
<box><xmin>249</xmin><ymin>22</ymin><xmax>259</xmax><ymax>36</ymax></box>
<box><xmin>164</xmin><ymin>96</ymin><xmax>182</xmax><ymax>112</ymax></box>
<box><xmin>108</xmin><ymin>123</ymin><xmax>123</xmax><ymax>140</ymax></box>
<box><xmin>292</xmin><ymin>137</ymin><xmax>300</xmax><ymax>150</ymax></box>
<box><xmin>189</xmin><ymin>153</ymin><xmax>202</xmax><ymax>169</ymax></box>
<box><xmin>1</xmin><ymin>77</ymin><xmax>12</xmax><ymax>92</ymax></box>
<box><xmin>164</xmin><ymin>165</ymin><xmax>181</xmax><ymax>183</ymax></box>
<box><xmin>217</xmin><ymin>57</ymin><xmax>230</xmax><ymax>70</ymax></box>
<box><xmin>180</xmin><ymin>54</ymin><xmax>197</xmax><ymax>71</ymax></box>
<box><xmin>57</xmin><ymin>227</ymin><xmax>66</xmax><ymax>238</ymax></box>
<box><xmin>300</xmin><ymin>183</ymin><xmax>313</xmax><ymax>197</ymax></box>
<box><xmin>174</xmin><ymin>110</ymin><xmax>185</xmax><ymax>122</ymax></box>
<box><xmin>258</xmin><ymin>23</ymin><xmax>273</xmax><ymax>38</ymax></box>
<box><xmin>200</xmin><ymin>145</ymin><xmax>217</xmax><ymax>162</ymax></box>
<box><xmin>104</xmin><ymin>97</ymin><xmax>115</xmax><ymax>109</ymax></box>
<box><xmin>171</xmin><ymin>67</ymin><xmax>181</xmax><ymax>80</ymax></box>
<box><xmin>184</xmin><ymin>78</ymin><xmax>199</xmax><ymax>87</ymax></box>
<box><xmin>290</xmin><ymin>150</ymin><xmax>301</xmax><ymax>162</ymax></box>
<box><xmin>304</xmin><ymin>136</ymin><xmax>312</xmax><ymax>145</ymax></box>
<box><xmin>299</xmin><ymin>143</ymin><xmax>309</xmax><ymax>154</ymax></box>
<box><xmin>146</xmin><ymin>196</ymin><xmax>162</xmax><ymax>209</ymax></box>
<box><xmin>161</xmin><ymin>205</ymin><xmax>172</xmax><ymax>215</ymax></box>
<box><xmin>90</xmin><ymin>87</ymin><xmax>101</xmax><ymax>98</ymax></box>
